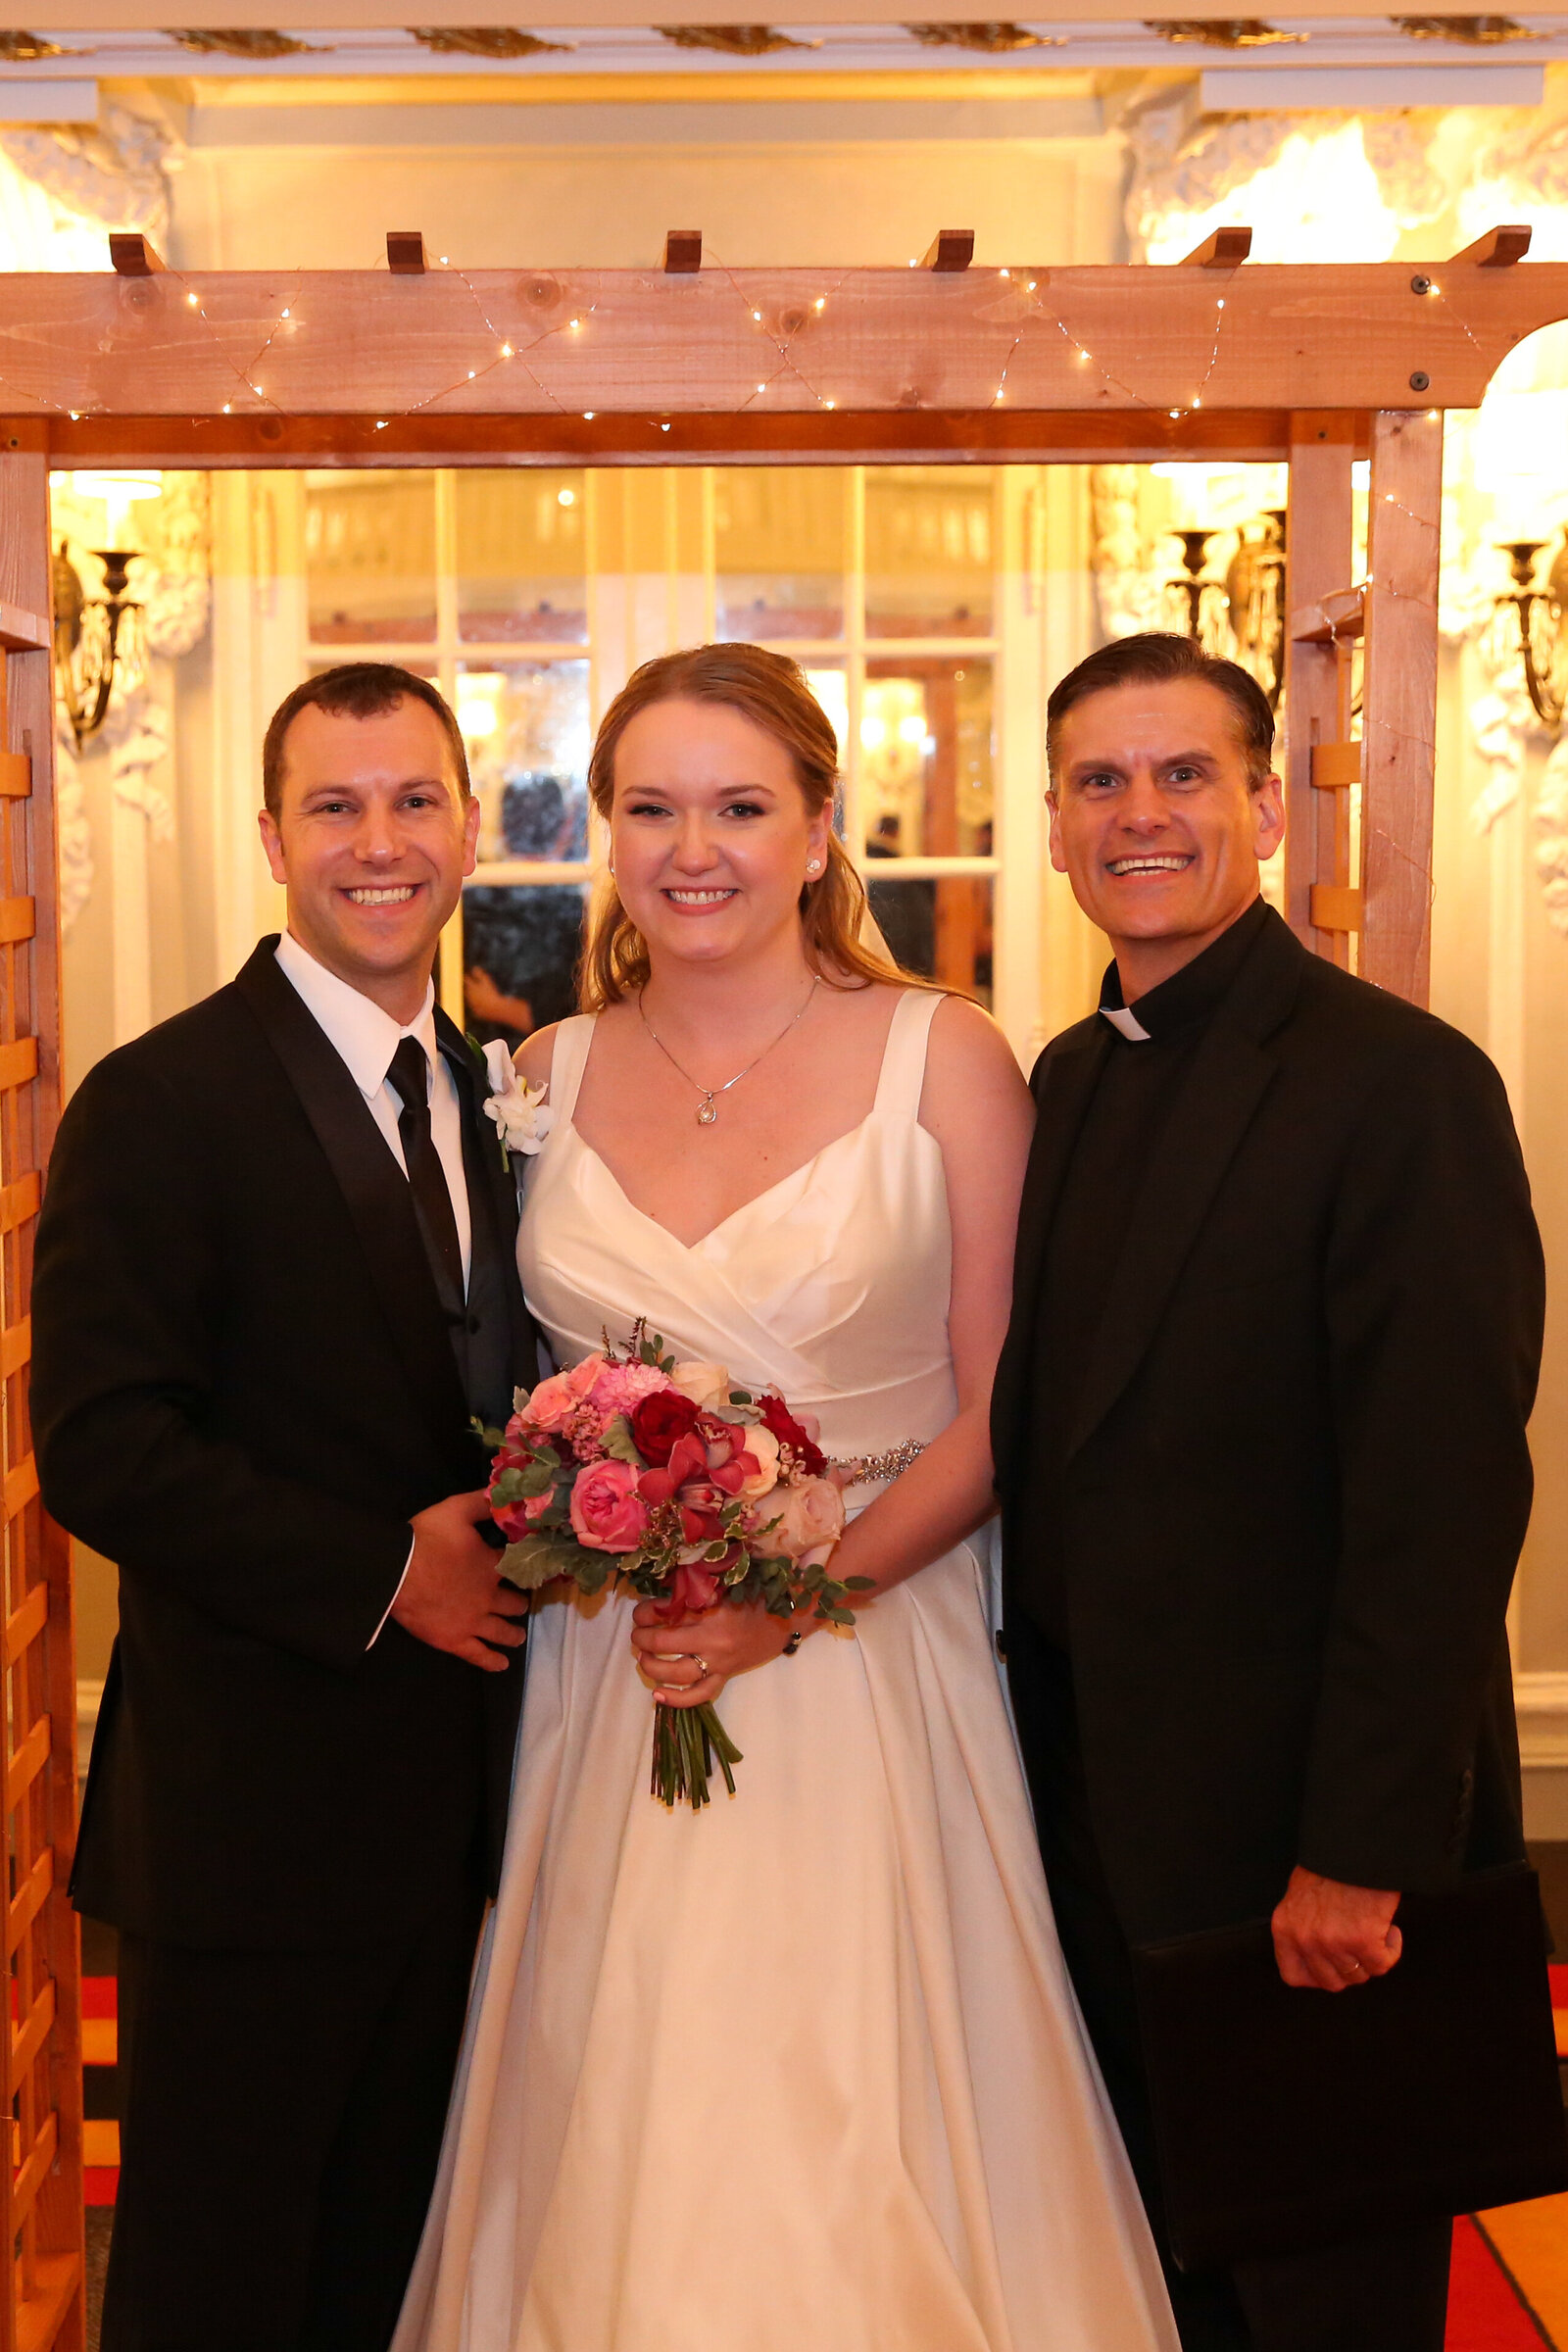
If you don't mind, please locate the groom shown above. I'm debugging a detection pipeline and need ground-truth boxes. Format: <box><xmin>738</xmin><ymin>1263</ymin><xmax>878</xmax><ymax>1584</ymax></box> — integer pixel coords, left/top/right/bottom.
<box><xmin>993</xmin><ymin>633</ymin><xmax>1544</xmax><ymax>2351</ymax></box>
<box><xmin>32</xmin><ymin>664</ymin><xmax>535</xmax><ymax>2350</ymax></box>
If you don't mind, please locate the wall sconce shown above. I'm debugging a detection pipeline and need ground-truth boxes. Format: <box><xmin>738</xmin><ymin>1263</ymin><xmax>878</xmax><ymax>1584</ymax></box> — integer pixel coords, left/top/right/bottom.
<box><xmin>53</xmin><ymin>543</ymin><xmax>147</xmax><ymax>750</ymax></box>
<box><xmin>1166</xmin><ymin>511</ymin><xmax>1288</xmax><ymax>709</ymax></box>
<box><xmin>1496</xmin><ymin>537</ymin><xmax>1568</xmax><ymax>733</ymax></box>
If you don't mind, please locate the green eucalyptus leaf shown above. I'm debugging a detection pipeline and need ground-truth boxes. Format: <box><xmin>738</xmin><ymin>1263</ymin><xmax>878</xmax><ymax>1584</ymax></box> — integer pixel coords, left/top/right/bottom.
<box><xmin>498</xmin><ymin>1530</ymin><xmax>587</xmax><ymax>1592</ymax></box>
<box><xmin>598</xmin><ymin>1413</ymin><xmax>643</xmax><ymax>1466</ymax></box>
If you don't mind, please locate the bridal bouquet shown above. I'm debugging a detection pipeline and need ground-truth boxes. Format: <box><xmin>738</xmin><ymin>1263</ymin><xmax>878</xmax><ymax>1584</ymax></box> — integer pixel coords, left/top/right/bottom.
<box><xmin>481</xmin><ymin>1326</ymin><xmax>869</xmax><ymax>1808</ymax></box>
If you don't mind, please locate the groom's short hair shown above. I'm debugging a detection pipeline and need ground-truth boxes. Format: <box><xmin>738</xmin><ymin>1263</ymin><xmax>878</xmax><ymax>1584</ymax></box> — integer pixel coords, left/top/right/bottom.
<box><xmin>1046</xmin><ymin>634</ymin><xmax>1275</xmax><ymax>793</ymax></box>
<box><xmin>263</xmin><ymin>663</ymin><xmax>472</xmax><ymax>817</ymax></box>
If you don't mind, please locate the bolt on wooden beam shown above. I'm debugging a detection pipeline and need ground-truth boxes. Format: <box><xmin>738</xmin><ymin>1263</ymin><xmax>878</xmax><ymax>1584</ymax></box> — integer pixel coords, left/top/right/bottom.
<box><xmin>922</xmin><ymin>229</ymin><xmax>974</xmax><ymax>272</ymax></box>
<box><xmin>108</xmin><ymin>233</ymin><xmax>164</xmax><ymax>276</ymax></box>
<box><xmin>1179</xmin><ymin>225</ymin><xmax>1253</xmax><ymax>268</ymax></box>
<box><xmin>1448</xmin><ymin>223</ymin><xmax>1532</xmax><ymax>267</ymax></box>
<box><xmin>663</xmin><ymin>230</ymin><xmax>703</xmax><ymax>273</ymax></box>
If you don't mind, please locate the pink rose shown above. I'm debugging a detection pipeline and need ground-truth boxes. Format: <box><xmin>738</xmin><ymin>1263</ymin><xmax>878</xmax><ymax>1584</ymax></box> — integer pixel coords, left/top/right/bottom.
<box><xmin>587</xmin><ymin>1358</ymin><xmax>671</xmax><ymax>1419</ymax></box>
<box><xmin>757</xmin><ymin>1476</ymin><xmax>845</xmax><ymax>1564</ymax></box>
<box><xmin>525</xmin><ymin>1357</ymin><xmax>603</xmax><ymax>1433</ymax></box>
<box><xmin>568</xmin><ymin>1458</ymin><xmax>651</xmax><ymax>1551</ymax></box>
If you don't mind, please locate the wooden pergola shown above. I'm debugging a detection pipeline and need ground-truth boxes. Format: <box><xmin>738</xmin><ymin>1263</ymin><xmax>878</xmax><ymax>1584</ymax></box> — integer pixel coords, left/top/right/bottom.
<box><xmin>0</xmin><ymin>222</ymin><xmax>1564</xmax><ymax>2347</ymax></box>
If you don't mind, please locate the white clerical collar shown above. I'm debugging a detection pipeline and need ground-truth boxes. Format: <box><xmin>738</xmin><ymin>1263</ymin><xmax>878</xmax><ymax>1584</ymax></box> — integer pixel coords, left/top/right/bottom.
<box><xmin>274</xmin><ymin>930</ymin><xmax>439</xmax><ymax>1101</ymax></box>
<box><xmin>1100</xmin><ymin>1004</ymin><xmax>1152</xmax><ymax>1044</ymax></box>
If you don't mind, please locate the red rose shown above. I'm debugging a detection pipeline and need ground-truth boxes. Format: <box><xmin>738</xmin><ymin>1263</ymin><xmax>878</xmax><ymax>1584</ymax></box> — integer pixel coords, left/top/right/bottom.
<box><xmin>757</xmin><ymin>1393</ymin><xmax>827</xmax><ymax>1478</ymax></box>
<box><xmin>630</xmin><ymin>1388</ymin><xmax>701</xmax><ymax>1466</ymax></box>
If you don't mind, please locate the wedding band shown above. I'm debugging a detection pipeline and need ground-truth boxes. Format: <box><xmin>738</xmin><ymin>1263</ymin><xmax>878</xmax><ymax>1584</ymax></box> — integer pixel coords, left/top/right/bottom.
<box><xmin>691</xmin><ymin>1655</ymin><xmax>710</xmax><ymax>1681</ymax></box>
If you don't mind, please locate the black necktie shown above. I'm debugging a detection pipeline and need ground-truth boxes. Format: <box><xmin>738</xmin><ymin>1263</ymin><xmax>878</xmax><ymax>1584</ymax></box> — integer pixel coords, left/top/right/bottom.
<box><xmin>385</xmin><ymin>1035</ymin><xmax>465</xmax><ymax>1302</ymax></box>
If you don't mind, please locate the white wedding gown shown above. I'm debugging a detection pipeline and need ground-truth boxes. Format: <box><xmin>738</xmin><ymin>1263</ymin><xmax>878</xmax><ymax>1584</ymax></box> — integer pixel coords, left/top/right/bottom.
<box><xmin>393</xmin><ymin>990</ymin><xmax>1178</xmax><ymax>2352</ymax></box>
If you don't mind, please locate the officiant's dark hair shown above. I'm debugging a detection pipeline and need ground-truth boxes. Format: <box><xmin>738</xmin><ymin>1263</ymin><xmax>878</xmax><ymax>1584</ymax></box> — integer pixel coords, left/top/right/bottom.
<box><xmin>1046</xmin><ymin>634</ymin><xmax>1275</xmax><ymax>793</ymax></box>
<box><xmin>262</xmin><ymin>663</ymin><xmax>471</xmax><ymax>817</ymax></box>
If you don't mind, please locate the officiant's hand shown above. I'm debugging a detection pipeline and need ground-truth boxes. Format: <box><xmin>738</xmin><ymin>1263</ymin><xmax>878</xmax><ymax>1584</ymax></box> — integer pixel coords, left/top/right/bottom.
<box><xmin>628</xmin><ymin>1595</ymin><xmax>802</xmax><ymax>1704</ymax></box>
<box><xmin>393</xmin><ymin>1489</ymin><xmax>529</xmax><ymax>1672</ymax></box>
<box><xmin>1271</xmin><ymin>1866</ymin><xmax>1402</xmax><ymax>1991</ymax></box>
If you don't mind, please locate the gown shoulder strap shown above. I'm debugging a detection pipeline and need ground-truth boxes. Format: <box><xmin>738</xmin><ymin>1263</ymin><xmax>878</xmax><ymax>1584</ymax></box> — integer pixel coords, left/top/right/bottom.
<box><xmin>871</xmin><ymin>988</ymin><xmax>945</xmax><ymax>1122</ymax></box>
<box><xmin>546</xmin><ymin>1013</ymin><xmax>598</xmax><ymax>1128</ymax></box>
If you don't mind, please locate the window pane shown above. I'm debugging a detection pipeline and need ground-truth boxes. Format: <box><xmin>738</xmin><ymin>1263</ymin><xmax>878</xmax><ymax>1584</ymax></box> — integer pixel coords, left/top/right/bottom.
<box><xmin>714</xmin><ymin>467</ymin><xmax>845</xmax><ymax>640</ymax></box>
<box><xmin>866</xmin><ymin>877</ymin><xmax>993</xmax><ymax>1007</ymax></box>
<box><xmin>305</xmin><ymin>470</ymin><xmax>437</xmax><ymax>643</ymax></box>
<box><xmin>455</xmin><ymin>469</ymin><xmax>588</xmax><ymax>645</ymax></box>
<box><xmin>861</xmin><ymin>659</ymin><xmax>993</xmax><ymax>858</ymax></box>
<box><xmin>865</xmin><ymin>467</ymin><xmax>993</xmax><ymax>639</ymax></box>
<box><xmin>456</xmin><ymin>660</ymin><xmax>591</xmax><ymax>865</ymax></box>
<box><xmin>461</xmin><ymin>884</ymin><xmax>587</xmax><ymax>1051</ymax></box>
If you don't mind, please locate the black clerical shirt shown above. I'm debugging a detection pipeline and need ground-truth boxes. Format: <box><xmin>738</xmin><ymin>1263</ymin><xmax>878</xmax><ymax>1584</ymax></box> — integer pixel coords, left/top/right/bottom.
<box><xmin>1017</xmin><ymin>897</ymin><xmax>1272</xmax><ymax>1643</ymax></box>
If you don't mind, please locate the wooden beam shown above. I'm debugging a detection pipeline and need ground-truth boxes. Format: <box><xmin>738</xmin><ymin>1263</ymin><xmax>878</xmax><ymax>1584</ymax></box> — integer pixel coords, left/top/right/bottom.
<box><xmin>0</xmin><ymin>264</ymin><xmax>1560</xmax><ymax>427</ymax></box>
<box><xmin>1284</xmin><ymin>414</ymin><xmax>1356</xmax><ymax>963</ymax></box>
<box><xmin>385</xmin><ymin>231</ymin><xmax>428</xmax><ymax>276</ymax></box>
<box><xmin>1360</xmin><ymin>407</ymin><xmax>1443</xmax><ymax>1005</ymax></box>
<box><xmin>1449</xmin><ymin>224</ymin><xmax>1532</xmax><ymax>268</ymax></box>
<box><xmin>1180</xmin><ymin>226</ymin><xmax>1252</xmax><ymax>269</ymax></box>
<box><xmin>662</xmin><ymin>230</ymin><xmax>703</xmax><ymax>274</ymax></box>
<box><xmin>108</xmin><ymin>233</ymin><xmax>164</xmax><ymax>276</ymax></box>
<box><xmin>922</xmin><ymin>229</ymin><xmax>974</xmax><ymax>272</ymax></box>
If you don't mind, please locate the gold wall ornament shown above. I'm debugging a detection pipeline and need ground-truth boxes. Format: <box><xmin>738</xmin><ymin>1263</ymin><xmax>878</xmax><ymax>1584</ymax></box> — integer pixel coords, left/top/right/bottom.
<box><xmin>1497</xmin><ymin>537</ymin><xmax>1568</xmax><ymax>735</ymax></box>
<box><xmin>656</xmin><ymin>24</ymin><xmax>822</xmax><ymax>52</ymax></box>
<box><xmin>904</xmin><ymin>22</ymin><xmax>1064</xmax><ymax>49</ymax></box>
<box><xmin>0</xmin><ymin>30</ymin><xmax>69</xmax><ymax>59</ymax></box>
<box><xmin>1393</xmin><ymin>13</ymin><xmax>1533</xmax><ymax>37</ymax></box>
<box><xmin>164</xmin><ymin>27</ymin><xmax>328</xmax><ymax>55</ymax></box>
<box><xmin>408</xmin><ymin>26</ymin><xmax>575</xmax><ymax>54</ymax></box>
<box><xmin>53</xmin><ymin>544</ymin><xmax>148</xmax><ymax>752</ymax></box>
<box><xmin>1147</xmin><ymin>17</ymin><xmax>1306</xmax><ymax>41</ymax></box>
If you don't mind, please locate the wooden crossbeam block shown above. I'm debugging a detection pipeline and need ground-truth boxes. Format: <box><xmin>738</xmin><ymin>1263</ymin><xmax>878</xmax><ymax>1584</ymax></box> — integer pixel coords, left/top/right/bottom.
<box><xmin>0</xmin><ymin>897</ymin><xmax>36</xmax><ymax>947</ymax></box>
<box><xmin>1310</xmin><ymin>741</ymin><xmax>1362</xmax><ymax>789</ymax></box>
<box><xmin>4</xmin><ymin>1583</ymin><xmax>47</xmax><ymax>1669</ymax></box>
<box><xmin>109</xmin><ymin>233</ymin><xmax>164</xmax><ymax>277</ymax></box>
<box><xmin>386</xmin><ymin>230</ymin><xmax>428</xmax><ymax>275</ymax></box>
<box><xmin>1180</xmin><ymin>226</ymin><xmax>1253</xmax><ymax>269</ymax></box>
<box><xmin>11</xmin><ymin>2109</ymin><xmax>57</xmax><ymax>2228</ymax></box>
<box><xmin>0</xmin><ymin>1317</ymin><xmax>30</xmax><ymax>1382</ymax></box>
<box><xmin>923</xmin><ymin>229</ymin><xmax>974</xmax><ymax>272</ymax></box>
<box><xmin>1310</xmin><ymin>883</ymin><xmax>1362</xmax><ymax>932</ymax></box>
<box><xmin>0</xmin><ymin>1038</ymin><xmax>39</xmax><ymax>1092</ymax></box>
<box><xmin>0</xmin><ymin>605</ymin><xmax>48</xmax><ymax>656</ymax></box>
<box><xmin>1450</xmin><ymin>224</ymin><xmax>1532</xmax><ymax>268</ymax></box>
<box><xmin>0</xmin><ymin>753</ymin><xmax>29</xmax><ymax>799</ymax></box>
<box><xmin>3</xmin><ymin>1455</ymin><xmax>39</xmax><ymax>1520</ymax></box>
<box><xmin>5</xmin><ymin>1717</ymin><xmax>51</xmax><ymax>1819</ymax></box>
<box><xmin>662</xmin><ymin>230</ymin><xmax>703</xmax><ymax>273</ymax></box>
<box><xmin>10</xmin><ymin>1978</ymin><xmax>55</xmax><ymax>2095</ymax></box>
<box><xmin>1291</xmin><ymin>590</ymin><xmax>1366</xmax><ymax>644</ymax></box>
<box><xmin>7</xmin><ymin>1847</ymin><xmax>52</xmax><ymax>1958</ymax></box>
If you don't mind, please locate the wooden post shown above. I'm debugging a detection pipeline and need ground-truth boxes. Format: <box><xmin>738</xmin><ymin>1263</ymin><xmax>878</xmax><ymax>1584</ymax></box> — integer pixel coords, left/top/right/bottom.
<box><xmin>0</xmin><ymin>437</ymin><xmax>83</xmax><ymax>2352</ymax></box>
<box><xmin>1283</xmin><ymin>412</ymin><xmax>1355</xmax><ymax>958</ymax></box>
<box><xmin>1361</xmin><ymin>407</ymin><xmax>1443</xmax><ymax>1004</ymax></box>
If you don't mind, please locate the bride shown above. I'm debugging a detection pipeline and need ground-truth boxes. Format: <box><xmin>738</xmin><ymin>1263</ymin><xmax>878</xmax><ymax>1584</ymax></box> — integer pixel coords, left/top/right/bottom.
<box><xmin>393</xmin><ymin>644</ymin><xmax>1177</xmax><ymax>2352</ymax></box>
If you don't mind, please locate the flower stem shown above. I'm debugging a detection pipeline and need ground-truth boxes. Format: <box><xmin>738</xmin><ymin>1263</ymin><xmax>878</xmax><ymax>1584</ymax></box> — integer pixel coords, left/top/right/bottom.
<box><xmin>650</xmin><ymin>1700</ymin><xmax>744</xmax><ymax>1809</ymax></box>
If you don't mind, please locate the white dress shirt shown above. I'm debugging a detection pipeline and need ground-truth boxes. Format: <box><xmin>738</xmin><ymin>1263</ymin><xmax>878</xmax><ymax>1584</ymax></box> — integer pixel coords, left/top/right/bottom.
<box><xmin>274</xmin><ymin>930</ymin><xmax>471</xmax><ymax>1286</ymax></box>
<box><xmin>274</xmin><ymin>930</ymin><xmax>473</xmax><ymax>1643</ymax></box>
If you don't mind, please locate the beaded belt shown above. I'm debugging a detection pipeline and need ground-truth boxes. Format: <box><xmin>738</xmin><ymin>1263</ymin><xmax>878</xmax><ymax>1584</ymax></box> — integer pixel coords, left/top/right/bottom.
<box><xmin>826</xmin><ymin>1438</ymin><xmax>927</xmax><ymax>1487</ymax></box>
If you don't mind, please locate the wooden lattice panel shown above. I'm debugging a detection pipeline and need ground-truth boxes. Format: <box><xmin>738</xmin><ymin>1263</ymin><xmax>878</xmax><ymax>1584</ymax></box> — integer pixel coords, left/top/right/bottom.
<box><xmin>0</xmin><ymin>453</ymin><xmax>82</xmax><ymax>2352</ymax></box>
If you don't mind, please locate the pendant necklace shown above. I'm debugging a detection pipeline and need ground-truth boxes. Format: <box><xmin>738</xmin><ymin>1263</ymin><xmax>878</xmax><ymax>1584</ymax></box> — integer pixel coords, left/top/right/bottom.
<box><xmin>639</xmin><ymin>976</ymin><xmax>819</xmax><ymax>1127</ymax></box>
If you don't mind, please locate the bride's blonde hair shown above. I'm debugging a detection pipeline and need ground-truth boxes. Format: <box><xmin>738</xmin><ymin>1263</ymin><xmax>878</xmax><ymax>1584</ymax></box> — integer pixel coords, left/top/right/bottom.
<box><xmin>578</xmin><ymin>643</ymin><xmax>925</xmax><ymax>1011</ymax></box>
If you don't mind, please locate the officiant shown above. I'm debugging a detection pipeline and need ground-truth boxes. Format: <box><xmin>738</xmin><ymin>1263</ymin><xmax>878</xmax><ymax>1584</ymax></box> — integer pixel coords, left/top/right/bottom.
<box><xmin>992</xmin><ymin>633</ymin><xmax>1545</xmax><ymax>2352</ymax></box>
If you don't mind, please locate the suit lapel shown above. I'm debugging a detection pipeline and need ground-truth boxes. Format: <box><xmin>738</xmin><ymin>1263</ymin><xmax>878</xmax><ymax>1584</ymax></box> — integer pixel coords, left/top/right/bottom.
<box><xmin>435</xmin><ymin>1009</ymin><xmax>534</xmax><ymax>1377</ymax></box>
<box><xmin>235</xmin><ymin>942</ymin><xmax>470</xmax><ymax>1442</ymax></box>
<box><xmin>1065</xmin><ymin>909</ymin><xmax>1308</xmax><ymax>1460</ymax></box>
<box><xmin>991</xmin><ymin>1019</ymin><xmax>1114</xmax><ymax>1482</ymax></box>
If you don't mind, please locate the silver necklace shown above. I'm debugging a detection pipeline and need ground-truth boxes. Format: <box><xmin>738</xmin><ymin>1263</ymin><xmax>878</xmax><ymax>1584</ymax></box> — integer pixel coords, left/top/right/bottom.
<box><xmin>639</xmin><ymin>976</ymin><xmax>819</xmax><ymax>1127</ymax></box>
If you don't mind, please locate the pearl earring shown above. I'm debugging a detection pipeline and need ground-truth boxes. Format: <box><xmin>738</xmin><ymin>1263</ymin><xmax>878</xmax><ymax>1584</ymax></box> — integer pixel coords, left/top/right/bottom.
<box><xmin>807</xmin><ymin>858</ymin><xmax>821</xmax><ymax>874</ymax></box>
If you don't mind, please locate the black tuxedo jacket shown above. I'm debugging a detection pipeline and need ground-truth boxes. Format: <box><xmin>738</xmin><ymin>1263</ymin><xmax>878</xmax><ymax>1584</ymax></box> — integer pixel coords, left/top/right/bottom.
<box><xmin>32</xmin><ymin>940</ymin><xmax>538</xmax><ymax>1950</ymax></box>
<box><xmin>992</xmin><ymin>907</ymin><xmax>1544</xmax><ymax>1948</ymax></box>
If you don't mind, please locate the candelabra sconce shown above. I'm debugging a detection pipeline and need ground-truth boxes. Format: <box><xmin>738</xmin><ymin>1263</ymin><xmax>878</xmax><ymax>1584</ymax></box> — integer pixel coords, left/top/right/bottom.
<box><xmin>53</xmin><ymin>542</ymin><xmax>146</xmax><ymax>749</ymax></box>
<box><xmin>1166</xmin><ymin>529</ymin><xmax>1230</xmax><ymax>643</ymax></box>
<box><xmin>1496</xmin><ymin>537</ymin><xmax>1568</xmax><ymax>734</ymax></box>
<box><xmin>1224</xmin><ymin>507</ymin><xmax>1287</xmax><ymax>710</ymax></box>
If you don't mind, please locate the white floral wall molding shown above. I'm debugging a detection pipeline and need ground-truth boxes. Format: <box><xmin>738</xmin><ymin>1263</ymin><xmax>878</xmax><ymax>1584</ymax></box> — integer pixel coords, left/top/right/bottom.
<box><xmin>52</xmin><ymin>730</ymin><xmax>92</xmax><ymax>941</ymax></box>
<box><xmin>0</xmin><ymin>103</ymin><xmax>170</xmax><ymax>260</ymax></box>
<box><xmin>1534</xmin><ymin>735</ymin><xmax>1568</xmax><ymax>933</ymax></box>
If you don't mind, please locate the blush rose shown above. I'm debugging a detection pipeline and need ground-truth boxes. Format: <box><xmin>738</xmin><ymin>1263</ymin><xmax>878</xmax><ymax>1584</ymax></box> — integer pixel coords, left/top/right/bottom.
<box><xmin>568</xmin><ymin>1458</ymin><xmax>651</xmax><ymax>1551</ymax></box>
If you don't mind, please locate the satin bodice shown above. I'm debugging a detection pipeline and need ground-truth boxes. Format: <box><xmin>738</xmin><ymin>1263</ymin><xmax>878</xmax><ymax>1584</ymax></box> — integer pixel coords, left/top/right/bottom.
<box><xmin>517</xmin><ymin>989</ymin><xmax>956</xmax><ymax>1464</ymax></box>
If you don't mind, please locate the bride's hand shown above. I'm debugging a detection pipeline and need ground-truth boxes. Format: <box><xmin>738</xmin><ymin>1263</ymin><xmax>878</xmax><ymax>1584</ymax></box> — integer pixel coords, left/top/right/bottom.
<box><xmin>630</xmin><ymin>1596</ymin><xmax>805</xmax><ymax>1707</ymax></box>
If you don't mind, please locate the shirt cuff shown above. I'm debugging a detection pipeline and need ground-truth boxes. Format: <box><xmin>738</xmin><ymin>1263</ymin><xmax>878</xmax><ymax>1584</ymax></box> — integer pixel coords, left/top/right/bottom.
<box><xmin>367</xmin><ymin>1531</ymin><xmax>416</xmax><ymax>1649</ymax></box>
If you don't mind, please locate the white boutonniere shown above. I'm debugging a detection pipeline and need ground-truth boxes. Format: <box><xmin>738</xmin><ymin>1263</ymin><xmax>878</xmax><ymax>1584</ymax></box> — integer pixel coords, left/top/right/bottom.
<box><xmin>478</xmin><ymin>1037</ymin><xmax>554</xmax><ymax>1159</ymax></box>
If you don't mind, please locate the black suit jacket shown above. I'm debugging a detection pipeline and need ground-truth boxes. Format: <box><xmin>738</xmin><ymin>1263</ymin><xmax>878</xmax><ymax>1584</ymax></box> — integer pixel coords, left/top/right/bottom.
<box><xmin>992</xmin><ymin>907</ymin><xmax>1544</xmax><ymax>1948</ymax></box>
<box><xmin>32</xmin><ymin>940</ymin><xmax>537</xmax><ymax>1950</ymax></box>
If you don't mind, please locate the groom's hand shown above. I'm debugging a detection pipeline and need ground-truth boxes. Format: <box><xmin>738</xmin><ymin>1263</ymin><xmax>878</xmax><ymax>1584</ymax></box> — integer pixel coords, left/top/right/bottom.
<box><xmin>1271</xmin><ymin>1865</ymin><xmax>1402</xmax><ymax>1991</ymax></box>
<box><xmin>392</xmin><ymin>1489</ymin><xmax>529</xmax><ymax>1672</ymax></box>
